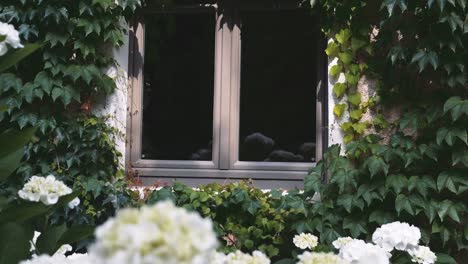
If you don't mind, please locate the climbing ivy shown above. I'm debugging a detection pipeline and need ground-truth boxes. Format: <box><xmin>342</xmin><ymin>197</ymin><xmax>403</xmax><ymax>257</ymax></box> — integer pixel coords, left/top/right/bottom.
<box><xmin>0</xmin><ymin>0</ymin><xmax>140</xmax><ymax>225</ymax></box>
<box><xmin>305</xmin><ymin>0</ymin><xmax>468</xmax><ymax>262</ymax></box>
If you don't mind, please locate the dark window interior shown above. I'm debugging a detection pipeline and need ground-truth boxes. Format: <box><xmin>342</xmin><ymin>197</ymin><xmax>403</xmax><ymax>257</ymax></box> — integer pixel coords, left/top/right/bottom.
<box><xmin>238</xmin><ymin>9</ymin><xmax>320</xmax><ymax>163</ymax></box>
<box><xmin>141</xmin><ymin>12</ymin><xmax>215</xmax><ymax>160</ymax></box>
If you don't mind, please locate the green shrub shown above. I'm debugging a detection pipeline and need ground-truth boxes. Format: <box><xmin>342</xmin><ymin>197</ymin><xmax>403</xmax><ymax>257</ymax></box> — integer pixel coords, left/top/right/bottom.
<box><xmin>146</xmin><ymin>181</ymin><xmax>309</xmax><ymax>261</ymax></box>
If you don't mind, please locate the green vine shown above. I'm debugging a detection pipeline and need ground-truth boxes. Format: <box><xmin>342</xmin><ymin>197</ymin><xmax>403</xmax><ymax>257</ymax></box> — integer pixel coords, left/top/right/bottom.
<box><xmin>0</xmin><ymin>0</ymin><xmax>140</xmax><ymax>225</ymax></box>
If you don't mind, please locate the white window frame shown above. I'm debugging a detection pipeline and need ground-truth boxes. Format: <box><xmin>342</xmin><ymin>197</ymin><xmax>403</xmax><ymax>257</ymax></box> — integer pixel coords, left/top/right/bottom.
<box><xmin>126</xmin><ymin>4</ymin><xmax>328</xmax><ymax>187</ymax></box>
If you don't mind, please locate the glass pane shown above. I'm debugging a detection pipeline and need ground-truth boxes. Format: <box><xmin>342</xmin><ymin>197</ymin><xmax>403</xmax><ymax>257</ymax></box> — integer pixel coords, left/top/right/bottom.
<box><xmin>239</xmin><ymin>9</ymin><xmax>320</xmax><ymax>163</ymax></box>
<box><xmin>142</xmin><ymin>12</ymin><xmax>215</xmax><ymax>161</ymax></box>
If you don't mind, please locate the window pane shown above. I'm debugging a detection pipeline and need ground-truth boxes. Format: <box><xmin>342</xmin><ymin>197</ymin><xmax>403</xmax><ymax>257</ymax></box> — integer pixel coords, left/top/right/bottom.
<box><xmin>142</xmin><ymin>12</ymin><xmax>215</xmax><ymax>161</ymax></box>
<box><xmin>239</xmin><ymin>9</ymin><xmax>320</xmax><ymax>163</ymax></box>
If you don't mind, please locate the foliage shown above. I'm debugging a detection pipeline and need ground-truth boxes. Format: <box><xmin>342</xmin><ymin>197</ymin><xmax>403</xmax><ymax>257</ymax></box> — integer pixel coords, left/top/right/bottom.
<box><xmin>305</xmin><ymin>0</ymin><xmax>468</xmax><ymax>262</ymax></box>
<box><xmin>0</xmin><ymin>0</ymin><xmax>140</xmax><ymax>227</ymax></box>
<box><xmin>145</xmin><ymin>181</ymin><xmax>309</xmax><ymax>261</ymax></box>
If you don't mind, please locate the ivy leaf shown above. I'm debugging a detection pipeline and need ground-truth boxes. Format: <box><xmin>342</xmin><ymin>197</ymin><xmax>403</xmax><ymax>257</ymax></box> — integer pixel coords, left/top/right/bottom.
<box><xmin>443</xmin><ymin>96</ymin><xmax>468</xmax><ymax>121</ymax></box>
<box><xmin>437</xmin><ymin>200</ymin><xmax>460</xmax><ymax>223</ymax></box>
<box><xmin>330</xmin><ymin>64</ymin><xmax>342</xmax><ymax>79</ymax></box>
<box><xmin>345</xmin><ymin>72</ymin><xmax>360</xmax><ymax>85</ymax></box>
<box><xmin>333</xmin><ymin>83</ymin><xmax>347</xmax><ymax>98</ymax></box>
<box><xmin>351</xmin><ymin>122</ymin><xmax>367</xmax><ymax>134</ymax></box>
<box><xmin>351</xmin><ymin>38</ymin><xmax>367</xmax><ymax>51</ymax></box>
<box><xmin>349</xmin><ymin>109</ymin><xmax>363</xmax><ymax>120</ymax></box>
<box><xmin>452</xmin><ymin>150</ymin><xmax>468</xmax><ymax>166</ymax></box>
<box><xmin>45</xmin><ymin>32</ymin><xmax>68</xmax><ymax>47</ymax></box>
<box><xmin>330</xmin><ymin>169</ymin><xmax>358</xmax><ymax>193</ymax></box>
<box><xmin>395</xmin><ymin>194</ymin><xmax>414</xmax><ymax>216</ymax></box>
<box><xmin>348</xmin><ymin>93</ymin><xmax>361</xmax><ymax>106</ymax></box>
<box><xmin>325</xmin><ymin>42</ymin><xmax>340</xmax><ymax>58</ymax></box>
<box><xmin>337</xmin><ymin>194</ymin><xmax>354</xmax><ymax>213</ymax></box>
<box><xmin>338</xmin><ymin>52</ymin><xmax>353</xmax><ymax>65</ymax></box>
<box><xmin>408</xmin><ymin>176</ymin><xmax>436</xmax><ymax>198</ymax></box>
<box><xmin>335</xmin><ymin>29</ymin><xmax>351</xmax><ymax>45</ymax></box>
<box><xmin>437</xmin><ymin>171</ymin><xmax>461</xmax><ymax>194</ymax></box>
<box><xmin>333</xmin><ymin>104</ymin><xmax>346</xmax><ymax>118</ymax></box>
<box><xmin>364</xmin><ymin>156</ymin><xmax>389</xmax><ymax>178</ymax></box>
<box><xmin>440</xmin><ymin>12</ymin><xmax>464</xmax><ymax>32</ymax></box>
<box><xmin>34</xmin><ymin>71</ymin><xmax>53</xmax><ymax>94</ymax></box>
<box><xmin>343</xmin><ymin>217</ymin><xmax>367</xmax><ymax>238</ymax></box>
<box><xmin>381</xmin><ymin>0</ymin><xmax>408</xmax><ymax>16</ymax></box>
<box><xmin>386</xmin><ymin>174</ymin><xmax>408</xmax><ymax>194</ymax></box>
<box><xmin>411</xmin><ymin>50</ymin><xmax>439</xmax><ymax>72</ymax></box>
<box><xmin>387</xmin><ymin>46</ymin><xmax>406</xmax><ymax>64</ymax></box>
<box><xmin>369</xmin><ymin>210</ymin><xmax>395</xmax><ymax>224</ymax></box>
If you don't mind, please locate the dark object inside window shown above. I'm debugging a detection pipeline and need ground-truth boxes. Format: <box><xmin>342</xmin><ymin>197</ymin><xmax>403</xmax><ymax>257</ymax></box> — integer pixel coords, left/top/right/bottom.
<box><xmin>238</xmin><ymin>9</ymin><xmax>319</xmax><ymax>162</ymax></box>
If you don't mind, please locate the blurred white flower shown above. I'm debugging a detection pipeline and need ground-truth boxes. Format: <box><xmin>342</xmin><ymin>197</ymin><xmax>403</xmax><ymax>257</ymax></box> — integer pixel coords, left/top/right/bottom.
<box><xmin>211</xmin><ymin>250</ymin><xmax>270</xmax><ymax>264</ymax></box>
<box><xmin>339</xmin><ymin>239</ymin><xmax>389</xmax><ymax>264</ymax></box>
<box><xmin>332</xmin><ymin>237</ymin><xmax>354</xmax><ymax>250</ymax></box>
<box><xmin>297</xmin><ymin>251</ymin><xmax>346</xmax><ymax>264</ymax></box>
<box><xmin>68</xmin><ymin>197</ymin><xmax>80</xmax><ymax>209</ymax></box>
<box><xmin>0</xmin><ymin>22</ymin><xmax>23</xmax><ymax>56</ymax></box>
<box><xmin>89</xmin><ymin>200</ymin><xmax>218</xmax><ymax>264</ymax></box>
<box><xmin>408</xmin><ymin>246</ymin><xmax>437</xmax><ymax>264</ymax></box>
<box><xmin>19</xmin><ymin>254</ymin><xmax>66</xmax><ymax>264</ymax></box>
<box><xmin>372</xmin><ymin>222</ymin><xmax>420</xmax><ymax>252</ymax></box>
<box><xmin>18</xmin><ymin>175</ymin><xmax>72</xmax><ymax>205</ymax></box>
<box><xmin>19</xmin><ymin>253</ymin><xmax>92</xmax><ymax>264</ymax></box>
<box><xmin>293</xmin><ymin>233</ymin><xmax>319</xmax><ymax>250</ymax></box>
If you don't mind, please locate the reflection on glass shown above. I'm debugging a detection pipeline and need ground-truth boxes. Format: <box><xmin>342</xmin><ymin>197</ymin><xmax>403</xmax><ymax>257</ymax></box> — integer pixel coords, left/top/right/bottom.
<box><xmin>239</xmin><ymin>9</ymin><xmax>320</xmax><ymax>163</ymax></box>
<box><xmin>142</xmin><ymin>12</ymin><xmax>215</xmax><ymax>160</ymax></box>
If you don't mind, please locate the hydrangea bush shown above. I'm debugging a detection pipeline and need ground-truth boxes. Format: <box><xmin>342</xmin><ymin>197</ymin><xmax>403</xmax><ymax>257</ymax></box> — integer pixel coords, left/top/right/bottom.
<box><xmin>19</xmin><ymin>200</ymin><xmax>438</xmax><ymax>264</ymax></box>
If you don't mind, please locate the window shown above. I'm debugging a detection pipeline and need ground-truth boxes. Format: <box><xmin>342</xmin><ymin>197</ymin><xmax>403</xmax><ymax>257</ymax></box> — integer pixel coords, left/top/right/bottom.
<box><xmin>128</xmin><ymin>0</ymin><xmax>327</xmax><ymax>188</ymax></box>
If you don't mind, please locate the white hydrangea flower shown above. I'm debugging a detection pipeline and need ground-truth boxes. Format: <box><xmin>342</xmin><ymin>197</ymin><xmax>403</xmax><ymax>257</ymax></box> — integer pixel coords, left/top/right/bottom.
<box><xmin>19</xmin><ymin>254</ymin><xmax>66</xmax><ymax>264</ymax></box>
<box><xmin>408</xmin><ymin>246</ymin><xmax>437</xmax><ymax>264</ymax></box>
<box><xmin>211</xmin><ymin>250</ymin><xmax>270</xmax><ymax>264</ymax></box>
<box><xmin>0</xmin><ymin>22</ymin><xmax>23</xmax><ymax>56</ymax></box>
<box><xmin>332</xmin><ymin>237</ymin><xmax>354</xmax><ymax>250</ymax></box>
<box><xmin>293</xmin><ymin>233</ymin><xmax>319</xmax><ymax>250</ymax></box>
<box><xmin>339</xmin><ymin>239</ymin><xmax>390</xmax><ymax>264</ymax></box>
<box><xmin>19</xmin><ymin>253</ymin><xmax>93</xmax><ymax>264</ymax></box>
<box><xmin>89</xmin><ymin>200</ymin><xmax>218</xmax><ymax>264</ymax></box>
<box><xmin>296</xmin><ymin>252</ymin><xmax>346</xmax><ymax>264</ymax></box>
<box><xmin>68</xmin><ymin>197</ymin><xmax>80</xmax><ymax>209</ymax></box>
<box><xmin>372</xmin><ymin>222</ymin><xmax>420</xmax><ymax>252</ymax></box>
<box><xmin>18</xmin><ymin>175</ymin><xmax>72</xmax><ymax>205</ymax></box>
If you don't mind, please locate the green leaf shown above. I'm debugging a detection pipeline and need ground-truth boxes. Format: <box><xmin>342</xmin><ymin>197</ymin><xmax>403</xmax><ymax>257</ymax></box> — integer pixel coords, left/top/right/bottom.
<box><xmin>435</xmin><ymin>253</ymin><xmax>457</xmax><ymax>264</ymax></box>
<box><xmin>333</xmin><ymin>83</ymin><xmax>347</xmax><ymax>97</ymax></box>
<box><xmin>338</xmin><ymin>52</ymin><xmax>353</xmax><ymax>65</ymax></box>
<box><xmin>351</xmin><ymin>38</ymin><xmax>367</xmax><ymax>51</ymax></box>
<box><xmin>443</xmin><ymin>96</ymin><xmax>468</xmax><ymax>121</ymax></box>
<box><xmin>369</xmin><ymin>210</ymin><xmax>395</xmax><ymax>224</ymax></box>
<box><xmin>330</xmin><ymin>64</ymin><xmax>342</xmax><ymax>79</ymax></box>
<box><xmin>0</xmin><ymin>222</ymin><xmax>33</xmax><ymax>264</ymax></box>
<box><xmin>36</xmin><ymin>224</ymin><xmax>67</xmax><ymax>255</ymax></box>
<box><xmin>335</xmin><ymin>29</ymin><xmax>351</xmax><ymax>45</ymax></box>
<box><xmin>0</xmin><ymin>43</ymin><xmax>43</xmax><ymax>72</ymax></box>
<box><xmin>386</xmin><ymin>174</ymin><xmax>408</xmax><ymax>194</ymax></box>
<box><xmin>0</xmin><ymin>202</ymin><xmax>49</xmax><ymax>224</ymax></box>
<box><xmin>395</xmin><ymin>194</ymin><xmax>414</xmax><ymax>216</ymax></box>
<box><xmin>437</xmin><ymin>171</ymin><xmax>459</xmax><ymax>194</ymax></box>
<box><xmin>408</xmin><ymin>176</ymin><xmax>436</xmax><ymax>198</ymax></box>
<box><xmin>381</xmin><ymin>0</ymin><xmax>408</xmax><ymax>15</ymax></box>
<box><xmin>349</xmin><ymin>109</ymin><xmax>363</xmax><ymax>120</ymax></box>
<box><xmin>0</xmin><ymin>128</ymin><xmax>36</xmax><ymax>182</ymax></box>
<box><xmin>333</xmin><ymin>104</ymin><xmax>346</xmax><ymax>118</ymax></box>
<box><xmin>345</xmin><ymin>72</ymin><xmax>360</xmax><ymax>85</ymax></box>
<box><xmin>365</xmin><ymin>156</ymin><xmax>389</xmax><ymax>177</ymax></box>
<box><xmin>58</xmin><ymin>226</ymin><xmax>94</xmax><ymax>246</ymax></box>
<box><xmin>325</xmin><ymin>42</ymin><xmax>340</xmax><ymax>58</ymax></box>
<box><xmin>348</xmin><ymin>93</ymin><xmax>361</xmax><ymax>106</ymax></box>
